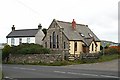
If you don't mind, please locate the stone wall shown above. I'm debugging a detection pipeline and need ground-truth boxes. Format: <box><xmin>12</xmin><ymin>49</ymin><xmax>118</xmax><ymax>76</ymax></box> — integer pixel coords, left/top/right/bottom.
<box><xmin>8</xmin><ymin>54</ymin><xmax>63</xmax><ymax>64</ymax></box>
<box><xmin>43</xmin><ymin>19</ymin><xmax>69</xmax><ymax>53</ymax></box>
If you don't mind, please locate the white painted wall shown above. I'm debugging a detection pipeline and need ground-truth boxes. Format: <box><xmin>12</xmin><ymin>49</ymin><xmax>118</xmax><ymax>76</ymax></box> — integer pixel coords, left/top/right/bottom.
<box><xmin>35</xmin><ymin>29</ymin><xmax>45</xmax><ymax>45</ymax></box>
<box><xmin>96</xmin><ymin>42</ymin><xmax>100</xmax><ymax>52</ymax></box>
<box><xmin>69</xmin><ymin>41</ymin><xmax>83</xmax><ymax>55</ymax></box>
<box><xmin>7</xmin><ymin>37</ymin><xmax>35</xmax><ymax>46</ymax></box>
<box><xmin>89</xmin><ymin>41</ymin><xmax>97</xmax><ymax>53</ymax></box>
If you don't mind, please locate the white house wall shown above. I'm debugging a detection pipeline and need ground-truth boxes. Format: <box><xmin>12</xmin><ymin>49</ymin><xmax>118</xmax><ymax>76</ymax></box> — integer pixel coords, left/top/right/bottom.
<box><xmin>89</xmin><ymin>41</ymin><xmax>96</xmax><ymax>53</ymax></box>
<box><xmin>96</xmin><ymin>42</ymin><xmax>100</xmax><ymax>52</ymax></box>
<box><xmin>7</xmin><ymin>37</ymin><xmax>35</xmax><ymax>46</ymax></box>
<box><xmin>35</xmin><ymin>29</ymin><xmax>45</xmax><ymax>45</ymax></box>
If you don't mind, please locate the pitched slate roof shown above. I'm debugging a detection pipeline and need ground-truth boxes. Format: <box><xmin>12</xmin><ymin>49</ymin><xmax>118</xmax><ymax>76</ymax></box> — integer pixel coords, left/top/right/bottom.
<box><xmin>55</xmin><ymin>19</ymin><xmax>100</xmax><ymax>46</ymax></box>
<box><xmin>6</xmin><ymin>29</ymin><xmax>39</xmax><ymax>38</ymax></box>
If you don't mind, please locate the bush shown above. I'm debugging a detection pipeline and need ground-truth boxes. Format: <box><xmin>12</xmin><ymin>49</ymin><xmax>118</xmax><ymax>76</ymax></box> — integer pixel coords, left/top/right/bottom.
<box><xmin>104</xmin><ymin>46</ymin><xmax>120</xmax><ymax>55</ymax></box>
<box><xmin>2</xmin><ymin>45</ymin><xmax>11</xmax><ymax>60</ymax></box>
<box><xmin>8</xmin><ymin>43</ymin><xmax>51</xmax><ymax>54</ymax></box>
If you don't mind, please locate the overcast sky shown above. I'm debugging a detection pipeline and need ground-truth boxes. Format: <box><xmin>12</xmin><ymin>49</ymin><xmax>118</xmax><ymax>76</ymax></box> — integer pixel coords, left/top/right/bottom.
<box><xmin>0</xmin><ymin>0</ymin><xmax>119</xmax><ymax>43</ymax></box>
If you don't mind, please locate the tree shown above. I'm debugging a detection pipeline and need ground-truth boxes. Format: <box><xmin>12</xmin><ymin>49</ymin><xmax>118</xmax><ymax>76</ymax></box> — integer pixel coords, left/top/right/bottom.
<box><xmin>42</xmin><ymin>28</ymin><xmax>47</xmax><ymax>35</ymax></box>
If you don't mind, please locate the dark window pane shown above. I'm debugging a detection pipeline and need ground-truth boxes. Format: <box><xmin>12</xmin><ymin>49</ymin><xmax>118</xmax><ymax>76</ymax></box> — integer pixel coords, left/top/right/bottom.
<box><xmin>57</xmin><ymin>35</ymin><xmax>59</xmax><ymax>48</ymax></box>
<box><xmin>45</xmin><ymin>42</ymin><xmax>47</xmax><ymax>48</ymax></box>
<box><xmin>64</xmin><ymin>42</ymin><xmax>66</xmax><ymax>49</ymax></box>
<box><xmin>74</xmin><ymin>42</ymin><xmax>77</xmax><ymax>51</ymax></box>
<box><xmin>53</xmin><ymin>32</ymin><xmax>56</xmax><ymax>48</ymax></box>
<box><xmin>50</xmin><ymin>36</ymin><xmax>52</xmax><ymax>48</ymax></box>
<box><xmin>92</xmin><ymin>43</ymin><xmax>94</xmax><ymax>51</ymax></box>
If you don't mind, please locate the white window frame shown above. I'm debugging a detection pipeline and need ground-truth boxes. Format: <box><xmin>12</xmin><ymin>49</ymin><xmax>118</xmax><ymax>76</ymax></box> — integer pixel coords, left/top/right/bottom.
<box><xmin>19</xmin><ymin>38</ymin><xmax>22</xmax><ymax>44</ymax></box>
<box><xmin>27</xmin><ymin>38</ymin><xmax>30</xmax><ymax>43</ymax></box>
<box><xmin>11</xmin><ymin>38</ymin><xmax>15</xmax><ymax>46</ymax></box>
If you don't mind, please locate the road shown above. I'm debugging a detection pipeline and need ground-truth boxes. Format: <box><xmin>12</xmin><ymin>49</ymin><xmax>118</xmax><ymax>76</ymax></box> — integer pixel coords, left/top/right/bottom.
<box><xmin>2</xmin><ymin>59</ymin><xmax>119</xmax><ymax>79</ymax></box>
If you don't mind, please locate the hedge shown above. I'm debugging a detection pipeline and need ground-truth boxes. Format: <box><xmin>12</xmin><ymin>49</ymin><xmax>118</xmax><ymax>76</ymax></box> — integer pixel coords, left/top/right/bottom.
<box><xmin>10</xmin><ymin>43</ymin><xmax>51</xmax><ymax>54</ymax></box>
<box><xmin>104</xmin><ymin>46</ymin><xmax>120</xmax><ymax>55</ymax></box>
<box><xmin>2</xmin><ymin>43</ymin><xmax>51</xmax><ymax>60</ymax></box>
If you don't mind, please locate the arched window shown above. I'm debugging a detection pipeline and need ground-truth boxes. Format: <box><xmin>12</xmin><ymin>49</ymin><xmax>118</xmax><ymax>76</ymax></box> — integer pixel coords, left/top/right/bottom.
<box><xmin>50</xmin><ymin>36</ymin><xmax>52</xmax><ymax>48</ymax></box>
<box><xmin>57</xmin><ymin>35</ymin><xmax>59</xmax><ymax>48</ymax></box>
<box><xmin>92</xmin><ymin>43</ymin><xmax>94</xmax><ymax>51</ymax></box>
<box><xmin>74</xmin><ymin>42</ymin><xmax>77</xmax><ymax>51</ymax></box>
<box><xmin>64</xmin><ymin>42</ymin><xmax>66</xmax><ymax>49</ymax></box>
<box><xmin>53</xmin><ymin>32</ymin><xmax>56</xmax><ymax>48</ymax></box>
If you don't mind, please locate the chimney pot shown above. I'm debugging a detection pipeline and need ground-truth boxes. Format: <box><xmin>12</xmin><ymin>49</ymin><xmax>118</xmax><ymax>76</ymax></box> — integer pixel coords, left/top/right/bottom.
<box><xmin>38</xmin><ymin>23</ymin><xmax>42</xmax><ymax>29</ymax></box>
<box><xmin>72</xmin><ymin>19</ymin><xmax>76</xmax><ymax>29</ymax></box>
<box><xmin>12</xmin><ymin>25</ymin><xmax>15</xmax><ymax>31</ymax></box>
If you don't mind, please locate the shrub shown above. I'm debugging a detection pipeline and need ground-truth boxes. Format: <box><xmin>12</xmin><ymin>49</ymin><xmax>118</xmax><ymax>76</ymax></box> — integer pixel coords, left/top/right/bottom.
<box><xmin>10</xmin><ymin>43</ymin><xmax>51</xmax><ymax>54</ymax></box>
<box><xmin>2</xmin><ymin>45</ymin><xmax>11</xmax><ymax>60</ymax></box>
<box><xmin>104</xmin><ymin>46</ymin><xmax>120</xmax><ymax>55</ymax></box>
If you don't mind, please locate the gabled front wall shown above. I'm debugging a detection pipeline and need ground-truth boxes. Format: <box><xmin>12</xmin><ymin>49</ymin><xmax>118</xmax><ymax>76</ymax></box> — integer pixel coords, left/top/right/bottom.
<box><xmin>69</xmin><ymin>41</ymin><xmax>83</xmax><ymax>55</ymax></box>
<box><xmin>89</xmin><ymin>41</ymin><xmax>100</xmax><ymax>53</ymax></box>
<box><xmin>43</xmin><ymin>20</ymin><xmax>69</xmax><ymax>53</ymax></box>
<box><xmin>89</xmin><ymin>41</ymin><xmax>97</xmax><ymax>53</ymax></box>
<box><xmin>96</xmin><ymin>42</ymin><xmax>100</xmax><ymax>52</ymax></box>
<box><xmin>7</xmin><ymin>37</ymin><xmax>35</xmax><ymax>46</ymax></box>
<box><xmin>35</xmin><ymin>29</ymin><xmax>45</xmax><ymax>45</ymax></box>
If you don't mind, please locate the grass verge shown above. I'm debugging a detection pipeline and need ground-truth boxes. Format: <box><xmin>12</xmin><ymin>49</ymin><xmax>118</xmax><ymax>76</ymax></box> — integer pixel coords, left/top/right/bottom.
<box><xmin>98</xmin><ymin>54</ymin><xmax>119</xmax><ymax>62</ymax></box>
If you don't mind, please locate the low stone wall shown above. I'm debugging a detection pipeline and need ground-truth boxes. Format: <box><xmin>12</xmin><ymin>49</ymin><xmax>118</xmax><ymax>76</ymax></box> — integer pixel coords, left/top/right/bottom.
<box><xmin>8</xmin><ymin>54</ymin><xmax>63</xmax><ymax>64</ymax></box>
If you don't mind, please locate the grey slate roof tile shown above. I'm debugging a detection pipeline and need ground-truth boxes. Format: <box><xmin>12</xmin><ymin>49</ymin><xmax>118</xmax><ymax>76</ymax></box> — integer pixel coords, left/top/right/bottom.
<box><xmin>56</xmin><ymin>20</ymin><xmax>100</xmax><ymax>46</ymax></box>
<box><xmin>6</xmin><ymin>29</ymin><xmax>39</xmax><ymax>38</ymax></box>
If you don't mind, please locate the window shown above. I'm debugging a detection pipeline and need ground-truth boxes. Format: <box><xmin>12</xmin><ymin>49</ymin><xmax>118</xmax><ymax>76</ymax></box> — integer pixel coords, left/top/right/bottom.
<box><xmin>79</xmin><ymin>33</ymin><xmax>84</xmax><ymax>37</ymax></box>
<box><xmin>64</xmin><ymin>42</ymin><xmax>66</xmax><ymax>49</ymax></box>
<box><xmin>27</xmin><ymin>38</ymin><xmax>30</xmax><ymax>43</ymax></box>
<box><xmin>11</xmin><ymin>38</ymin><xmax>15</xmax><ymax>46</ymax></box>
<box><xmin>19</xmin><ymin>38</ymin><xmax>22</xmax><ymax>44</ymax></box>
<box><xmin>74</xmin><ymin>42</ymin><xmax>77</xmax><ymax>51</ymax></box>
<box><xmin>92</xmin><ymin>43</ymin><xmax>94</xmax><ymax>51</ymax></box>
<box><xmin>57</xmin><ymin>35</ymin><xmax>59</xmax><ymax>48</ymax></box>
<box><xmin>50</xmin><ymin>36</ymin><xmax>52</xmax><ymax>48</ymax></box>
<box><xmin>53</xmin><ymin>32</ymin><xmax>56</xmax><ymax>48</ymax></box>
<box><xmin>45</xmin><ymin>42</ymin><xmax>47</xmax><ymax>48</ymax></box>
<box><xmin>88</xmin><ymin>33</ymin><xmax>93</xmax><ymax>37</ymax></box>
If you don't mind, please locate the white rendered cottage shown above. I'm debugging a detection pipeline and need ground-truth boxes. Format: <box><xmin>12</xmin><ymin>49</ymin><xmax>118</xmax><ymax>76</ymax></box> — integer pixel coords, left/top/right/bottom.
<box><xmin>6</xmin><ymin>24</ymin><xmax>45</xmax><ymax>46</ymax></box>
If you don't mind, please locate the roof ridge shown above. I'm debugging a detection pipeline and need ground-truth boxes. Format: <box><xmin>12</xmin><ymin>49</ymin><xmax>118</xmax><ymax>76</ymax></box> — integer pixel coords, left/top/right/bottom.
<box><xmin>14</xmin><ymin>28</ymin><xmax>38</xmax><ymax>31</ymax></box>
<box><xmin>56</xmin><ymin>20</ymin><xmax>87</xmax><ymax>26</ymax></box>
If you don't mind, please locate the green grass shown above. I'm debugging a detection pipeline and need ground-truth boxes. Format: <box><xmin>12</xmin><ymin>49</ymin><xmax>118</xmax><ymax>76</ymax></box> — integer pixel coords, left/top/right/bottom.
<box><xmin>0</xmin><ymin>70</ymin><xmax>2</xmax><ymax>80</ymax></box>
<box><xmin>98</xmin><ymin>54</ymin><xmax>119</xmax><ymax>62</ymax></box>
<box><xmin>66</xmin><ymin>54</ymin><xmax>119</xmax><ymax>65</ymax></box>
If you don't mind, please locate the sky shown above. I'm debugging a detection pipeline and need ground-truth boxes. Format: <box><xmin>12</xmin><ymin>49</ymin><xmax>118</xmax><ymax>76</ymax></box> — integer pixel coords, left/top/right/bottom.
<box><xmin>0</xmin><ymin>0</ymin><xmax>119</xmax><ymax>43</ymax></box>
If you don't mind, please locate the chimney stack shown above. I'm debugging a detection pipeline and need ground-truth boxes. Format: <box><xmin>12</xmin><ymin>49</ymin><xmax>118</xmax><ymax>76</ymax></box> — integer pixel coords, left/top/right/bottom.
<box><xmin>12</xmin><ymin>25</ymin><xmax>15</xmax><ymax>31</ymax></box>
<box><xmin>72</xmin><ymin>19</ymin><xmax>76</xmax><ymax>29</ymax></box>
<box><xmin>38</xmin><ymin>23</ymin><xmax>42</xmax><ymax>29</ymax></box>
